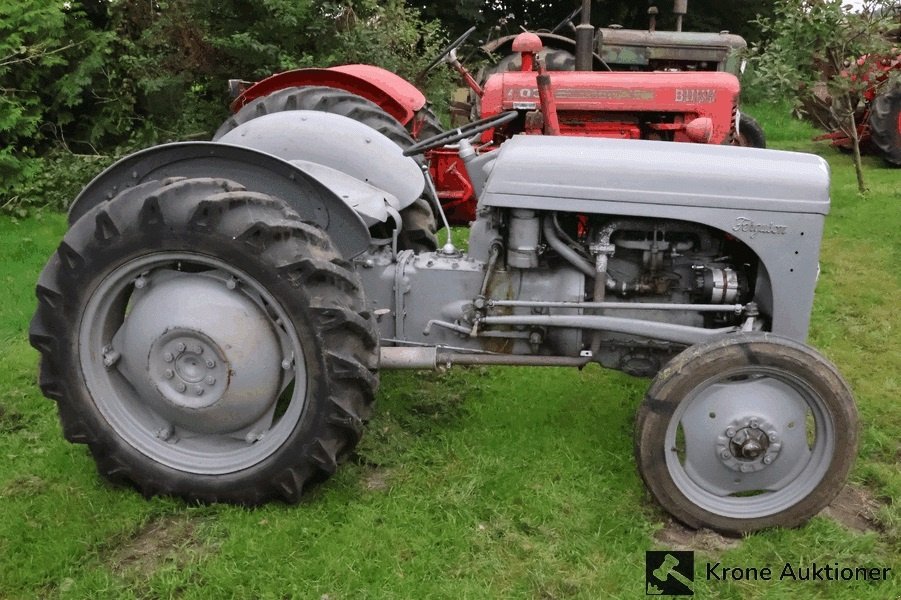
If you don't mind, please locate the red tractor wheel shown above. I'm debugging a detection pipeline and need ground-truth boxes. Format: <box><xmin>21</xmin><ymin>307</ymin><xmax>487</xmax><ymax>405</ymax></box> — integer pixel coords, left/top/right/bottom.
<box><xmin>733</xmin><ymin>113</ymin><xmax>767</xmax><ymax>149</ymax></box>
<box><xmin>488</xmin><ymin>48</ymin><xmax>575</xmax><ymax>75</ymax></box>
<box><xmin>868</xmin><ymin>83</ymin><xmax>901</xmax><ymax>167</ymax></box>
<box><xmin>213</xmin><ymin>86</ymin><xmax>440</xmax><ymax>251</ymax></box>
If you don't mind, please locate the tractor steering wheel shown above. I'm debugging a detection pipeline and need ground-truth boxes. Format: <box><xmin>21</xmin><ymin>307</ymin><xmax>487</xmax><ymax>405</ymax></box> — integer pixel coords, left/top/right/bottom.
<box><xmin>402</xmin><ymin>111</ymin><xmax>518</xmax><ymax>156</ymax></box>
<box><xmin>421</xmin><ymin>26</ymin><xmax>478</xmax><ymax>75</ymax></box>
<box><xmin>551</xmin><ymin>6</ymin><xmax>583</xmax><ymax>34</ymax></box>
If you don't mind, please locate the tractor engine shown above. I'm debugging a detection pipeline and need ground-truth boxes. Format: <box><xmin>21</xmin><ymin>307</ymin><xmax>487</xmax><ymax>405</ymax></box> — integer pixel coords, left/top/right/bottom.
<box><xmin>358</xmin><ymin>212</ymin><xmax>756</xmax><ymax>378</ymax></box>
<box><xmin>577</xmin><ymin>218</ymin><xmax>752</xmax><ymax>375</ymax></box>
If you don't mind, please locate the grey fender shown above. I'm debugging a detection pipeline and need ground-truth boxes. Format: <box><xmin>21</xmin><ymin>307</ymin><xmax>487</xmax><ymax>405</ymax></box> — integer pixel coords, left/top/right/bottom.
<box><xmin>288</xmin><ymin>159</ymin><xmax>400</xmax><ymax>228</ymax></box>
<box><xmin>68</xmin><ymin>142</ymin><xmax>371</xmax><ymax>258</ymax></box>
<box><xmin>217</xmin><ymin>111</ymin><xmax>425</xmax><ymax>211</ymax></box>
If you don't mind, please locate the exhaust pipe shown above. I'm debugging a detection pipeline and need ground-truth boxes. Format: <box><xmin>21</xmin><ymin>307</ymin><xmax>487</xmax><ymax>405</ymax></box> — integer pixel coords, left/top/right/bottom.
<box><xmin>674</xmin><ymin>0</ymin><xmax>688</xmax><ymax>32</ymax></box>
<box><xmin>574</xmin><ymin>0</ymin><xmax>594</xmax><ymax>71</ymax></box>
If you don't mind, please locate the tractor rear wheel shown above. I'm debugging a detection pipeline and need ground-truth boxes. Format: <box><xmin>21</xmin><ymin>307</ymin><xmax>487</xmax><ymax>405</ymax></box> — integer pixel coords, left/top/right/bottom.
<box><xmin>733</xmin><ymin>113</ymin><xmax>767</xmax><ymax>148</ymax></box>
<box><xmin>635</xmin><ymin>333</ymin><xmax>857</xmax><ymax>534</ymax></box>
<box><xmin>869</xmin><ymin>83</ymin><xmax>901</xmax><ymax>167</ymax></box>
<box><xmin>214</xmin><ymin>86</ymin><xmax>439</xmax><ymax>251</ymax></box>
<box><xmin>29</xmin><ymin>177</ymin><xmax>379</xmax><ymax>503</ymax></box>
<box><xmin>486</xmin><ymin>48</ymin><xmax>576</xmax><ymax>75</ymax></box>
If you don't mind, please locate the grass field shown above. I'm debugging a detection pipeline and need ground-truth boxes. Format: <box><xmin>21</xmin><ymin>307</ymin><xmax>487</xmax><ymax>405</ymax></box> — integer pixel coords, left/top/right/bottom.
<box><xmin>0</xmin><ymin>104</ymin><xmax>898</xmax><ymax>599</ymax></box>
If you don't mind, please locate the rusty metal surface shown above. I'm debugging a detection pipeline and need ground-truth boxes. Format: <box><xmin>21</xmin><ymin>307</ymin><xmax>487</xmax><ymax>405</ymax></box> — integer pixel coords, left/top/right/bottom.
<box><xmin>597</xmin><ymin>29</ymin><xmax>747</xmax><ymax>73</ymax></box>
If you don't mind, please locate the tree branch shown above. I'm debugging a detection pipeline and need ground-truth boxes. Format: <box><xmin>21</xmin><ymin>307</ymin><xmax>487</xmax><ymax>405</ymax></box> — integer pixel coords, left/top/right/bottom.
<box><xmin>0</xmin><ymin>42</ymin><xmax>83</xmax><ymax>68</ymax></box>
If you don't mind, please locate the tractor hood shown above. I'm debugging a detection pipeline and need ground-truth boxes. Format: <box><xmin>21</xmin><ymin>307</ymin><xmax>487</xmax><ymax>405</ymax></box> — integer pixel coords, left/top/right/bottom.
<box><xmin>480</xmin><ymin>136</ymin><xmax>830</xmax><ymax>215</ymax></box>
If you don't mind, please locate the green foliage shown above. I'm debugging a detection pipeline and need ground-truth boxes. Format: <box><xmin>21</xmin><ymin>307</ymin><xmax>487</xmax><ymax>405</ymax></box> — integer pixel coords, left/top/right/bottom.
<box><xmin>0</xmin><ymin>2</ymin><xmax>118</xmax><ymax>184</ymax></box>
<box><xmin>419</xmin><ymin>0</ymin><xmax>776</xmax><ymax>43</ymax></box>
<box><xmin>745</xmin><ymin>0</ymin><xmax>897</xmax><ymax>192</ymax></box>
<box><xmin>747</xmin><ymin>1</ymin><xmax>896</xmax><ymax>111</ymax></box>
<box><xmin>0</xmin><ymin>0</ymin><xmax>453</xmax><ymax>214</ymax></box>
<box><xmin>0</xmin><ymin>152</ymin><xmax>115</xmax><ymax>218</ymax></box>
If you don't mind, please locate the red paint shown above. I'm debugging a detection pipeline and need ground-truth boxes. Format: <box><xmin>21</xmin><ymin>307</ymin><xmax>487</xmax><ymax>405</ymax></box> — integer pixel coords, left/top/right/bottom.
<box><xmin>478</xmin><ymin>70</ymin><xmax>739</xmax><ymax>145</ymax></box>
<box><xmin>230</xmin><ymin>65</ymin><xmax>426</xmax><ymax>126</ymax></box>
<box><xmin>428</xmin><ymin>148</ymin><xmax>479</xmax><ymax>224</ymax></box>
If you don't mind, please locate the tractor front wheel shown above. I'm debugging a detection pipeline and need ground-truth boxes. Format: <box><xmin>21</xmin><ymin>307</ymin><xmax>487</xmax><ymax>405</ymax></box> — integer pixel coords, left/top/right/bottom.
<box><xmin>29</xmin><ymin>177</ymin><xmax>379</xmax><ymax>503</ymax></box>
<box><xmin>869</xmin><ymin>83</ymin><xmax>901</xmax><ymax>167</ymax></box>
<box><xmin>635</xmin><ymin>333</ymin><xmax>857</xmax><ymax>534</ymax></box>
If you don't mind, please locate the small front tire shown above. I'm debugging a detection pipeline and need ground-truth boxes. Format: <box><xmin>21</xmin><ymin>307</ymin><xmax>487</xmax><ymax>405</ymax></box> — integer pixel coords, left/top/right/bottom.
<box><xmin>635</xmin><ymin>333</ymin><xmax>857</xmax><ymax>534</ymax></box>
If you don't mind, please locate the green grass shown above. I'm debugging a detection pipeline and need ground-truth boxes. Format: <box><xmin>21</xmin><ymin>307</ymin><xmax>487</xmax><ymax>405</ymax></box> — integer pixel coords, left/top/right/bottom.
<box><xmin>0</xmin><ymin>108</ymin><xmax>899</xmax><ymax>599</ymax></box>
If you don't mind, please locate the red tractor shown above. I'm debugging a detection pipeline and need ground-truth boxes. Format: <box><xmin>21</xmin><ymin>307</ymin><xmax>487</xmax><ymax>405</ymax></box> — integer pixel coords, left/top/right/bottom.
<box><xmin>217</xmin><ymin>2</ymin><xmax>744</xmax><ymax>229</ymax></box>
<box><xmin>811</xmin><ymin>53</ymin><xmax>901</xmax><ymax>166</ymax></box>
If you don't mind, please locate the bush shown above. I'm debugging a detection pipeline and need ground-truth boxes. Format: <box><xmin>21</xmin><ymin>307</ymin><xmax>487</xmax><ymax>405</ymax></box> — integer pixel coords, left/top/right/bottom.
<box><xmin>0</xmin><ymin>0</ymin><xmax>453</xmax><ymax>213</ymax></box>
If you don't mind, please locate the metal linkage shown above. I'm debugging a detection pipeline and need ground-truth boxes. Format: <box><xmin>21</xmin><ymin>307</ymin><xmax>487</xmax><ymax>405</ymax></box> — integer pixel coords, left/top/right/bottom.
<box><xmin>478</xmin><ymin>314</ymin><xmax>738</xmax><ymax>346</ymax></box>
<box><xmin>487</xmin><ymin>299</ymin><xmax>746</xmax><ymax>314</ymax></box>
<box><xmin>380</xmin><ymin>346</ymin><xmax>591</xmax><ymax>370</ymax></box>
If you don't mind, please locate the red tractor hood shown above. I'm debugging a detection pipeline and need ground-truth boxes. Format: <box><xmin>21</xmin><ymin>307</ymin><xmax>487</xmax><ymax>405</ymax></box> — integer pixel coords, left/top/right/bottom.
<box><xmin>484</xmin><ymin>70</ymin><xmax>740</xmax><ymax>111</ymax></box>
<box><xmin>481</xmin><ymin>70</ymin><xmax>740</xmax><ymax>143</ymax></box>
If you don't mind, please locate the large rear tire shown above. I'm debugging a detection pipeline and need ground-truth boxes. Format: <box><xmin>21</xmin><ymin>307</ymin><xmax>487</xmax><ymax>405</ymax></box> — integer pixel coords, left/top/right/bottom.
<box><xmin>635</xmin><ymin>333</ymin><xmax>857</xmax><ymax>534</ymax></box>
<box><xmin>485</xmin><ymin>48</ymin><xmax>575</xmax><ymax>76</ymax></box>
<box><xmin>29</xmin><ymin>177</ymin><xmax>379</xmax><ymax>503</ymax></box>
<box><xmin>214</xmin><ymin>86</ymin><xmax>439</xmax><ymax>251</ymax></box>
<box><xmin>869</xmin><ymin>83</ymin><xmax>901</xmax><ymax>167</ymax></box>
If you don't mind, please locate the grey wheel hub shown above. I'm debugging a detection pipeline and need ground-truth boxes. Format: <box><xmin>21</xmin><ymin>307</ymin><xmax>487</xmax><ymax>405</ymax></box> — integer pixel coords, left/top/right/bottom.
<box><xmin>665</xmin><ymin>369</ymin><xmax>834</xmax><ymax>519</ymax></box>
<box><xmin>717</xmin><ymin>416</ymin><xmax>782</xmax><ymax>473</ymax></box>
<box><xmin>81</xmin><ymin>253</ymin><xmax>308</xmax><ymax>474</ymax></box>
<box><xmin>114</xmin><ymin>271</ymin><xmax>282</xmax><ymax>434</ymax></box>
<box><xmin>150</xmin><ymin>331</ymin><xmax>228</xmax><ymax>409</ymax></box>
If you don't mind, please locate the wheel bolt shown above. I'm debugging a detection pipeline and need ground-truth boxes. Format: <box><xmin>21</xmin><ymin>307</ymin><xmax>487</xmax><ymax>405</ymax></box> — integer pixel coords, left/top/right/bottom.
<box><xmin>163</xmin><ymin>352</ymin><xmax>174</xmax><ymax>363</ymax></box>
<box><xmin>194</xmin><ymin>386</ymin><xmax>204</xmax><ymax>396</ymax></box>
<box><xmin>205</xmin><ymin>376</ymin><xmax>216</xmax><ymax>385</ymax></box>
<box><xmin>721</xmin><ymin>450</ymin><xmax>731</xmax><ymax>459</ymax></box>
<box><xmin>102</xmin><ymin>350</ymin><xmax>121</xmax><ymax>368</ymax></box>
<box><xmin>193</xmin><ymin>345</ymin><xmax>203</xmax><ymax>355</ymax></box>
<box><xmin>134</xmin><ymin>276</ymin><xmax>147</xmax><ymax>289</ymax></box>
<box><xmin>205</xmin><ymin>359</ymin><xmax>216</xmax><ymax>368</ymax></box>
<box><xmin>763</xmin><ymin>456</ymin><xmax>774</xmax><ymax>465</ymax></box>
<box><xmin>281</xmin><ymin>358</ymin><xmax>294</xmax><ymax>370</ymax></box>
<box><xmin>725</xmin><ymin>427</ymin><xmax>736</xmax><ymax>438</ymax></box>
<box><xmin>749</xmin><ymin>419</ymin><xmax>759</xmax><ymax>429</ymax></box>
<box><xmin>156</xmin><ymin>426</ymin><xmax>173</xmax><ymax>440</ymax></box>
<box><xmin>768</xmin><ymin>431</ymin><xmax>778</xmax><ymax>442</ymax></box>
<box><xmin>226</xmin><ymin>278</ymin><xmax>237</xmax><ymax>290</ymax></box>
<box><xmin>176</xmin><ymin>342</ymin><xmax>186</xmax><ymax>353</ymax></box>
<box><xmin>163</xmin><ymin>369</ymin><xmax>174</xmax><ymax>379</ymax></box>
<box><xmin>175</xmin><ymin>382</ymin><xmax>186</xmax><ymax>393</ymax></box>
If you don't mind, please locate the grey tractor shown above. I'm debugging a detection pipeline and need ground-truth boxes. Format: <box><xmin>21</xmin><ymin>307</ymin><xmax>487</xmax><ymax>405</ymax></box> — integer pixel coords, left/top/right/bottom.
<box><xmin>30</xmin><ymin>107</ymin><xmax>857</xmax><ymax>534</ymax></box>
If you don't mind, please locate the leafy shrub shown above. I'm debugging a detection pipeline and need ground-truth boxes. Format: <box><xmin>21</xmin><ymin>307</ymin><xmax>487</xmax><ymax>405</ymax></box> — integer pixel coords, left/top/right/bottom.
<box><xmin>1</xmin><ymin>0</ymin><xmax>453</xmax><ymax>213</ymax></box>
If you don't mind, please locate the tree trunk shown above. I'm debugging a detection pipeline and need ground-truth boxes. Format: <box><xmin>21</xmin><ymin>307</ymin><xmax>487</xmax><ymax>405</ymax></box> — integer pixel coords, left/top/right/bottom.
<box><xmin>845</xmin><ymin>100</ymin><xmax>867</xmax><ymax>194</ymax></box>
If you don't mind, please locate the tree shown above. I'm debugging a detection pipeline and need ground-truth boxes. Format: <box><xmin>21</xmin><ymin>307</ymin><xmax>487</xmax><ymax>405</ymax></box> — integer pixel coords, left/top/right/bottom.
<box><xmin>417</xmin><ymin>1</ymin><xmax>775</xmax><ymax>43</ymax></box>
<box><xmin>749</xmin><ymin>0</ymin><xmax>897</xmax><ymax>193</ymax></box>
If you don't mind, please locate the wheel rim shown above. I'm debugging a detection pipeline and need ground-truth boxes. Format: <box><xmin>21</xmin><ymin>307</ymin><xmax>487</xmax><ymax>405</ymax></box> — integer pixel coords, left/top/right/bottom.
<box><xmin>664</xmin><ymin>366</ymin><xmax>835</xmax><ymax>519</ymax></box>
<box><xmin>80</xmin><ymin>252</ymin><xmax>307</xmax><ymax>475</ymax></box>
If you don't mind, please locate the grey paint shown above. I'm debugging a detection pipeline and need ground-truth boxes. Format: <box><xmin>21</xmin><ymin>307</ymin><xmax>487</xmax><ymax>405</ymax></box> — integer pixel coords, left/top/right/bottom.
<box><xmin>479</xmin><ymin>315</ymin><xmax>737</xmax><ymax>346</ymax></box>
<box><xmin>217</xmin><ymin>111</ymin><xmax>425</xmax><ymax>211</ymax></box>
<box><xmin>481</xmin><ymin>136</ymin><xmax>828</xmax><ymax>340</ymax></box>
<box><xmin>356</xmin><ymin>249</ymin><xmax>585</xmax><ymax>356</ymax></box>
<box><xmin>482</xmin><ymin>136</ymin><xmax>830</xmax><ymax>215</ymax></box>
<box><xmin>67</xmin><ymin>142</ymin><xmax>372</xmax><ymax>259</ymax></box>
<box><xmin>288</xmin><ymin>159</ymin><xmax>398</xmax><ymax>227</ymax></box>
